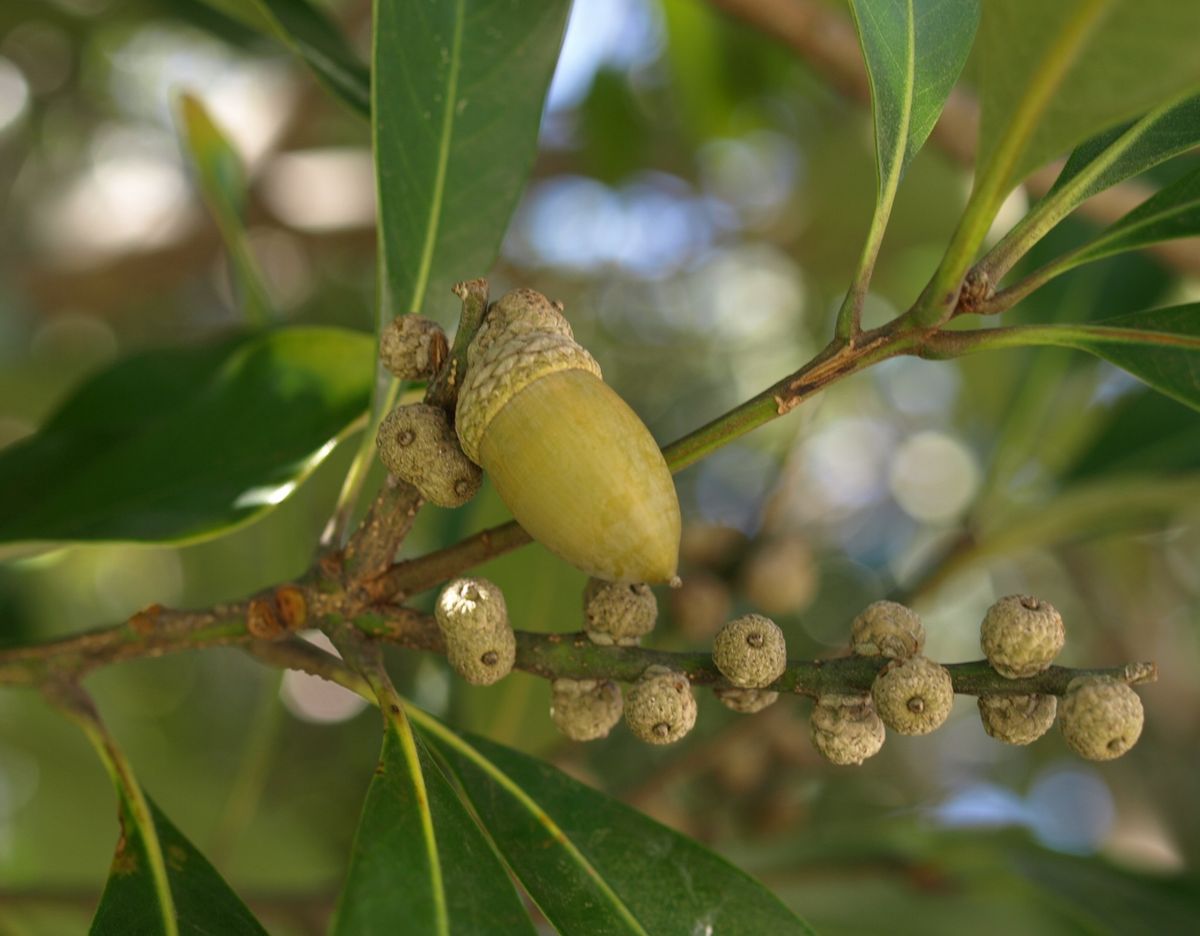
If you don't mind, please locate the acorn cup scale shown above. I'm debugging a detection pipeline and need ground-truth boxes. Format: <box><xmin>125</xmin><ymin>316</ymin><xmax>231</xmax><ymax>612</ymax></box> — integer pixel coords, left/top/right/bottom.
<box><xmin>456</xmin><ymin>289</ymin><xmax>681</xmax><ymax>584</ymax></box>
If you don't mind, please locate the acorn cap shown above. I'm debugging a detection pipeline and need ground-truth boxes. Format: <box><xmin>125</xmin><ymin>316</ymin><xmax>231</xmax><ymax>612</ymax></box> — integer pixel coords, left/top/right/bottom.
<box><xmin>625</xmin><ymin>665</ymin><xmax>697</xmax><ymax>744</ymax></box>
<box><xmin>583</xmin><ymin>578</ymin><xmax>658</xmax><ymax>646</ymax></box>
<box><xmin>550</xmin><ymin>678</ymin><xmax>624</xmax><ymax>741</ymax></box>
<box><xmin>435</xmin><ymin>577</ymin><xmax>507</xmax><ymax>636</ymax></box>
<box><xmin>455</xmin><ymin>300</ymin><xmax>600</xmax><ymax>463</ymax></box>
<box><xmin>712</xmin><ymin>614</ymin><xmax>787</xmax><ymax>688</ymax></box>
<box><xmin>810</xmin><ymin>693</ymin><xmax>886</xmax><ymax>766</ymax></box>
<box><xmin>980</xmin><ymin>595</ymin><xmax>1065</xmax><ymax>679</ymax></box>
<box><xmin>978</xmin><ymin>693</ymin><xmax>1057</xmax><ymax>745</ymax></box>
<box><xmin>851</xmin><ymin>600</ymin><xmax>925</xmax><ymax>660</ymax></box>
<box><xmin>871</xmin><ymin>656</ymin><xmax>955</xmax><ymax>735</ymax></box>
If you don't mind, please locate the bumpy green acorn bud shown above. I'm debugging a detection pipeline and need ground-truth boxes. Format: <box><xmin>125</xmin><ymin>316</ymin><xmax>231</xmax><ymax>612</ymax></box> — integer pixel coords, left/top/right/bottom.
<box><xmin>980</xmin><ymin>595</ymin><xmax>1064</xmax><ymax>679</ymax></box>
<box><xmin>455</xmin><ymin>288</ymin><xmax>681</xmax><ymax>583</ymax></box>
<box><xmin>435</xmin><ymin>578</ymin><xmax>514</xmax><ymax>686</ymax></box>
<box><xmin>446</xmin><ymin>625</ymin><xmax>515</xmax><ymax>685</ymax></box>
<box><xmin>712</xmin><ymin>614</ymin><xmax>787</xmax><ymax>689</ymax></box>
<box><xmin>550</xmin><ymin>678</ymin><xmax>623</xmax><ymax>741</ymax></box>
<box><xmin>978</xmin><ymin>694</ymin><xmax>1057</xmax><ymax>745</ymax></box>
<box><xmin>1059</xmin><ymin>675</ymin><xmax>1143</xmax><ymax>761</ymax></box>
<box><xmin>810</xmin><ymin>694</ymin><xmax>886</xmax><ymax>766</ymax></box>
<box><xmin>714</xmin><ymin>686</ymin><xmax>779</xmax><ymax>714</ymax></box>
<box><xmin>377</xmin><ymin>403</ymin><xmax>482</xmax><ymax>507</ymax></box>
<box><xmin>379</xmin><ymin>314</ymin><xmax>448</xmax><ymax>381</ymax></box>
<box><xmin>583</xmin><ymin>578</ymin><xmax>658</xmax><ymax>646</ymax></box>
<box><xmin>871</xmin><ymin>656</ymin><xmax>955</xmax><ymax>735</ymax></box>
<box><xmin>851</xmin><ymin>600</ymin><xmax>925</xmax><ymax>660</ymax></box>
<box><xmin>625</xmin><ymin>666</ymin><xmax>697</xmax><ymax>744</ymax></box>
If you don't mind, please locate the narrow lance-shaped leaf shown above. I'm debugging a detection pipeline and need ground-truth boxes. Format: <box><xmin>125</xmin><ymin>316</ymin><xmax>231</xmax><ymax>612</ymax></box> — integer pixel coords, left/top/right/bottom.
<box><xmin>983</xmin><ymin>92</ymin><xmax>1200</xmax><ymax>281</ymax></box>
<box><xmin>414</xmin><ymin>712</ymin><xmax>816</xmax><ymax>936</ymax></box>
<box><xmin>1064</xmin><ymin>390</ymin><xmax>1200</xmax><ymax>481</ymax></box>
<box><xmin>929</xmin><ymin>304</ymin><xmax>1200</xmax><ymax>411</ymax></box>
<box><xmin>55</xmin><ymin>690</ymin><xmax>266</xmax><ymax>936</ymax></box>
<box><xmin>200</xmin><ymin>0</ymin><xmax>370</xmax><ymax>115</ymax></box>
<box><xmin>838</xmin><ymin>0</ymin><xmax>978</xmax><ymax>335</ymax></box>
<box><xmin>0</xmin><ymin>327</ymin><xmax>373</xmax><ymax>548</ymax></box>
<box><xmin>176</xmin><ymin>93</ymin><xmax>273</xmax><ymax>326</ymax></box>
<box><xmin>332</xmin><ymin>701</ymin><xmax>535</xmax><ymax>935</ymax></box>
<box><xmin>994</xmin><ymin>165</ymin><xmax>1200</xmax><ymax>308</ymax></box>
<box><xmin>373</xmin><ymin>0</ymin><xmax>570</xmax><ymax>326</ymax></box>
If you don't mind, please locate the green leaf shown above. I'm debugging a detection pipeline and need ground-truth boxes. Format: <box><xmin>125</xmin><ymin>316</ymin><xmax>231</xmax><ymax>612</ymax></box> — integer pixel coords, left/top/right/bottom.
<box><xmin>839</xmin><ymin>0</ymin><xmax>978</xmax><ymax>336</ymax></box>
<box><xmin>332</xmin><ymin>707</ymin><xmax>534</xmax><ymax>936</ymax></box>
<box><xmin>94</xmin><ymin>798</ymin><xmax>269</xmax><ymax>936</ymax></box>
<box><xmin>1065</xmin><ymin>389</ymin><xmax>1200</xmax><ymax>480</ymax></box>
<box><xmin>850</xmin><ymin>0</ymin><xmax>979</xmax><ymax>189</ymax></box>
<box><xmin>984</xmin><ymin>93</ymin><xmax>1200</xmax><ymax>281</ymax></box>
<box><xmin>976</xmin><ymin>0</ymin><xmax>1200</xmax><ymax>199</ymax></box>
<box><xmin>372</xmin><ymin>0</ymin><xmax>570</xmax><ymax>325</ymax></box>
<box><xmin>176</xmin><ymin>93</ymin><xmax>273</xmax><ymax>326</ymax></box>
<box><xmin>0</xmin><ymin>327</ymin><xmax>373</xmax><ymax>547</ymax></box>
<box><xmin>1059</xmin><ymin>164</ymin><xmax>1200</xmax><ymax>267</ymax></box>
<box><xmin>415</xmin><ymin>714</ymin><xmax>815</xmax><ymax>936</ymax></box>
<box><xmin>201</xmin><ymin>0</ymin><xmax>370</xmax><ymax>115</ymax></box>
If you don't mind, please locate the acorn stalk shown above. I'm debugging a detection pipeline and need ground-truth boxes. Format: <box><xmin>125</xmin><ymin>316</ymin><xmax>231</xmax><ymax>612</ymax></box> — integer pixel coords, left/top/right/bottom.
<box><xmin>456</xmin><ymin>288</ymin><xmax>681</xmax><ymax>583</ymax></box>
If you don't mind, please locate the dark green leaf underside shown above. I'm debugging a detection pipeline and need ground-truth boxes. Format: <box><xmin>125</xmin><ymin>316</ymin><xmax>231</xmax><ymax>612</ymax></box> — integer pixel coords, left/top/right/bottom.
<box><xmin>1066</xmin><ymin>389</ymin><xmax>1200</xmax><ymax>480</ymax></box>
<box><xmin>423</xmin><ymin>727</ymin><xmax>815</xmax><ymax>936</ymax></box>
<box><xmin>92</xmin><ymin>797</ymin><xmax>266</xmax><ymax>936</ymax></box>
<box><xmin>0</xmin><ymin>327</ymin><xmax>373</xmax><ymax>546</ymax></box>
<box><xmin>333</xmin><ymin>721</ymin><xmax>534</xmax><ymax>935</ymax></box>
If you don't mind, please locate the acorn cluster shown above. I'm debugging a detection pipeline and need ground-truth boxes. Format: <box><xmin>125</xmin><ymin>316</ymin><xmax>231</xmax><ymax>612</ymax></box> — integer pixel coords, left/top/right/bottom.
<box><xmin>803</xmin><ymin>596</ymin><xmax>1145</xmax><ymax>766</ymax></box>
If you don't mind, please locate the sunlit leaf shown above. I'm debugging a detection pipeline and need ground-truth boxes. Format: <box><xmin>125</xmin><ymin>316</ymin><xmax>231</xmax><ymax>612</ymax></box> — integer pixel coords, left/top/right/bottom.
<box><xmin>976</xmin><ymin>0</ymin><xmax>1200</xmax><ymax>198</ymax></box>
<box><xmin>849</xmin><ymin>0</ymin><xmax>979</xmax><ymax>190</ymax></box>
<box><xmin>0</xmin><ymin>328</ymin><xmax>373</xmax><ymax>547</ymax></box>
<box><xmin>373</xmin><ymin>0</ymin><xmax>570</xmax><ymax>326</ymax></box>
<box><xmin>416</xmin><ymin>715</ymin><xmax>815</xmax><ymax>936</ymax></box>
<box><xmin>332</xmin><ymin>708</ymin><xmax>534</xmax><ymax>935</ymax></box>
<box><xmin>176</xmin><ymin>93</ymin><xmax>272</xmax><ymax>325</ymax></box>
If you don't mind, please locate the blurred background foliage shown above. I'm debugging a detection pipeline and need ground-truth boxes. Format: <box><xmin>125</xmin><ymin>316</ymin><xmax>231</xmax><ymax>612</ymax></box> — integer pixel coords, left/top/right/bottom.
<box><xmin>1</xmin><ymin>0</ymin><xmax>1198</xmax><ymax>933</ymax></box>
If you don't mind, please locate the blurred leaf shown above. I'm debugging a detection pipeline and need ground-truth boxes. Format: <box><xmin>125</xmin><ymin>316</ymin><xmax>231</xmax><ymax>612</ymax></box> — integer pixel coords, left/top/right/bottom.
<box><xmin>201</xmin><ymin>0</ymin><xmax>370</xmax><ymax>115</ymax></box>
<box><xmin>849</xmin><ymin>0</ymin><xmax>979</xmax><ymax>189</ymax></box>
<box><xmin>175</xmin><ymin>93</ymin><xmax>273</xmax><ymax>326</ymax></box>
<box><xmin>0</xmin><ymin>328</ymin><xmax>372</xmax><ymax>547</ymax></box>
<box><xmin>1012</xmin><ymin>849</ymin><xmax>1200</xmax><ymax>934</ymax></box>
<box><xmin>975</xmin><ymin>1</ymin><xmax>1200</xmax><ymax>201</ymax></box>
<box><xmin>332</xmin><ymin>707</ymin><xmax>534</xmax><ymax>935</ymax></box>
<box><xmin>373</xmin><ymin>0</ymin><xmax>569</xmax><ymax>326</ymax></box>
<box><xmin>1065</xmin><ymin>389</ymin><xmax>1200</xmax><ymax>480</ymax></box>
<box><xmin>417</xmin><ymin>717</ymin><xmax>815</xmax><ymax>936</ymax></box>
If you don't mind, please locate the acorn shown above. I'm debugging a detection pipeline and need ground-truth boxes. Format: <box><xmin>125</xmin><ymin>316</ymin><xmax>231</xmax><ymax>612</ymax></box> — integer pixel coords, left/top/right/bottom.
<box><xmin>455</xmin><ymin>288</ymin><xmax>681</xmax><ymax>583</ymax></box>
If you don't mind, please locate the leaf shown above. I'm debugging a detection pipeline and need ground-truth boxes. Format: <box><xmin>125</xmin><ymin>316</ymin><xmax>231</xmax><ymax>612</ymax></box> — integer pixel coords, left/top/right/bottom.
<box><xmin>200</xmin><ymin>0</ymin><xmax>370</xmax><ymax>115</ymax></box>
<box><xmin>332</xmin><ymin>707</ymin><xmax>534</xmax><ymax>936</ymax></box>
<box><xmin>415</xmin><ymin>715</ymin><xmax>815</xmax><ymax>936</ymax></box>
<box><xmin>93</xmin><ymin>798</ymin><xmax>268</xmax><ymax>936</ymax></box>
<box><xmin>1058</xmin><ymin>164</ymin><xmax>1200</xmax><ymax>267</ymax></box>
<box><xmin>373</xmin><ymin>0</ymin><xmax>570</xmax><ymax>325</ymax></box>
<box><xmin>0</xmin><ymin>327</ymin><xmax>373</xmax><ymax>547</ymax></box>
<box><xmin>849</xmin><ymin>0</ymin><xmax>979</xmax><ymax>190</ymax></box>
<box><xmin>176</xmin><ymin>93</ymin><xmax>273</xmax><ymax>325</ymax></box>
<box><xmin>976</xmin><ymin>0</ymin><xmax>1200</xmax><ymax>198</ymax></box>
<box><xmin>985</xmin><ymin>93</ymin><xmax>1200</xmax><ymax>280</ymax></box>
<box><xmin>1065</xmin><ymin>389</ymin><xmax>1200</xmax><ymax>480</ymax></box>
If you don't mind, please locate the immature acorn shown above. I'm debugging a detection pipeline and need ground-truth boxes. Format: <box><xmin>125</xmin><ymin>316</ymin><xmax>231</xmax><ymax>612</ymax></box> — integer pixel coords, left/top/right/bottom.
<box><xmin>435</xmin><ymin>577</ymin><xmax>515</xmax><ymax>686</ymax></box>
<box><xmin>455</xmin><ymin>288</ymin><xmax>681</xmax><ymax>583</ymax></box>
<box><xmin>625</xmin><ymin>665</ymin><xmax>697</xmax><ymax>744</ymax></box>
<box><xmin>583</xmin><ymin>577</ymin><xmax>658</xmax><ymax>646</ymax></box>
<box><xmin>377</xmin><ymin>403</ymin><xmax>482</xmax><ymax>507</ymax></box>
<box><xmin>379</xmin><ymin>314</ymin><xmax>448</xmax><ymax>381</ymax></box>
